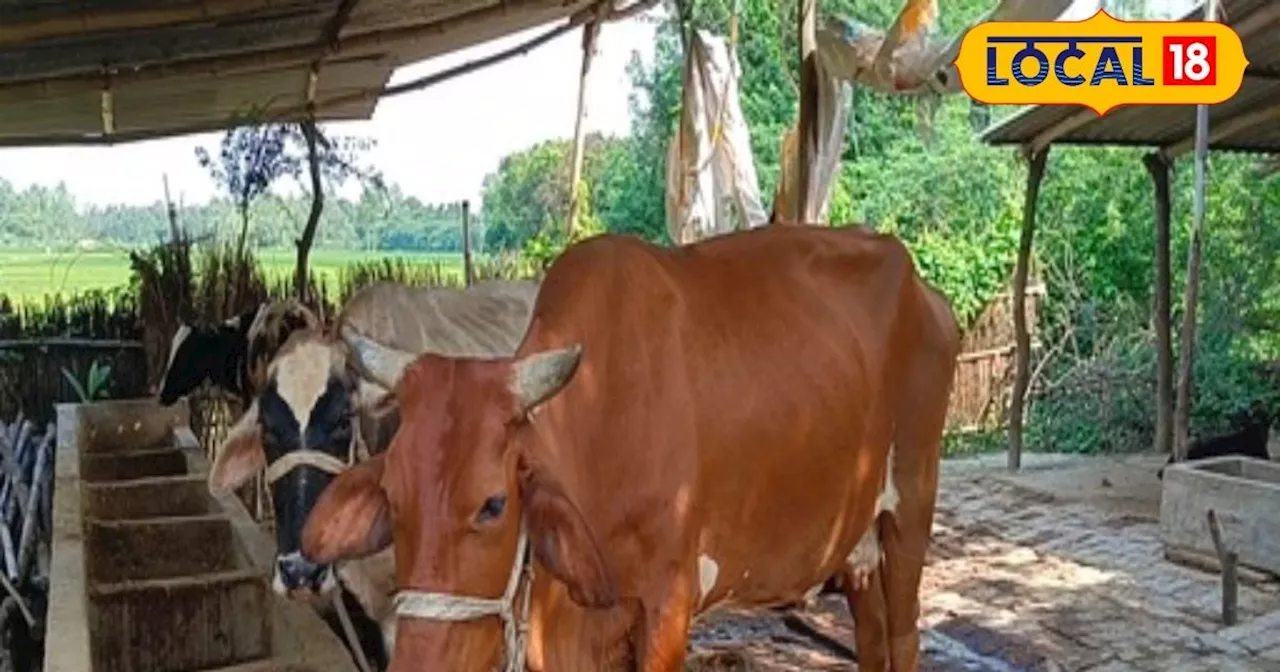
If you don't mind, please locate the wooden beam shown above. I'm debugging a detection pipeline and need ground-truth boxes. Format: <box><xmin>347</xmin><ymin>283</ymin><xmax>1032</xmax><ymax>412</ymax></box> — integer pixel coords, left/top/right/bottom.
<box><xmin>1161</xmin><ymin>100</ymin><xmax>1280</xmax><ymax>160</ymax></box>
<box><xmin>1008</xmin><ymin>147</ymin><xmax>1049</xmax><ymax>473</ymax></box>
<box><xmin>795</xmin><ymin>0</ymin><xmax>818</xmax><ymax>224</ymax></box>
<box><xmin>1145</xmin><ymin>152</ymin><xmax>1174</xmax><ymax>459</ymax></box>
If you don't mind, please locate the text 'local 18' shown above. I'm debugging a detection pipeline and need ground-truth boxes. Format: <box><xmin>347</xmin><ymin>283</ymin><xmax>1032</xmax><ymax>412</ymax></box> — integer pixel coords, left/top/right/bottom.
<box><xmin>953</xmin><ymin>9</ymin><xmax>1248</xmax><ymax>115</ymax></box>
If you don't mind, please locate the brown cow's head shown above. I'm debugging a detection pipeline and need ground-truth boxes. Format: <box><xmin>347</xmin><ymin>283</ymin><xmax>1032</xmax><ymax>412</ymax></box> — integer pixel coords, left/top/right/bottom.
<box><xmin>209</xmin><ymin>329</ymin><xmax>398</xmax><ymax>600</ymax></box>
<box><xmin>300</xmin><ymin>330</ymin><xmax>617</xmax><ymax>672</ymax></box>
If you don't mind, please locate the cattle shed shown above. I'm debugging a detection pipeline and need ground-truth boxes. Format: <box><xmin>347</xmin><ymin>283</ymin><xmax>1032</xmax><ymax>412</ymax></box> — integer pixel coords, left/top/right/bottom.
<box><xmin>0</xmin><ymin>0</ymin><xmax>656</xmax><ymax>146</ymax></box>
<box><xmin>978</xmin><ymin>0</ymin><xmax>1280</xmax><ymax>474</ymax></box>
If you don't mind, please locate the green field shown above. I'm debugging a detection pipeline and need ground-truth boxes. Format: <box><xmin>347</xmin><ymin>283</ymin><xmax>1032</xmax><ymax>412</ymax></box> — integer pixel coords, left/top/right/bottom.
<box><xmin>0</xmin><ymin>247</ymin><xmax>467</xmax><ymax>302</ymax></box>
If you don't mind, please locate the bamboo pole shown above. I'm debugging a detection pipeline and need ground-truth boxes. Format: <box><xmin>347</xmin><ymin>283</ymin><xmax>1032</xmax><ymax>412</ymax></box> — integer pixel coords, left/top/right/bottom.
<box><xmin>1145</xmin><ymin>153</ymin><xmax>1174</xmax><ymax>459</ymax></box>
<box><xmin>795</xmin><ymin>0</ymin><xmax>818</xmax><ymax>225</ymax></box>
<box><xmin>461</xmin><ymin>200</ymin><xmax>474</xmax><ymax>287</ymax></box>
<box><xmin>566</xmin><ymin>12</ymin><xmax>604</xmax><ymax>236</ymax></box>
<box><xmin>1008</xmin><ymin>147</ymin><xmax>1049</xmax><ymax>472</ymax></box>
<box><xmin>1173</xmin><ymin>0</ymin><xmax>1220</xmax><ymax>462</ymax></box>
<box><xmin>162</xmin><ymin>174</ymin><xmax>179</xmax><ymax>240</ymax></box>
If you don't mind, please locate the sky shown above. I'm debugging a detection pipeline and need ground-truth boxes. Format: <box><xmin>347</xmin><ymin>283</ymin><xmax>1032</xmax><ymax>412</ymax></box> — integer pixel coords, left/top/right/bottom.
<box><xmin>0</xmin><ymin>8</ymin><xmax>663</xmax><ymax>210</ymax></box>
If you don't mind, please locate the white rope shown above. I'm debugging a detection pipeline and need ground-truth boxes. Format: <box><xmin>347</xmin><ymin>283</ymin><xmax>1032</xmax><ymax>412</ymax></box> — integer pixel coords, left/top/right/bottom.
<box><xmin>394</xmin><ymin>524</ymin><xmax>534</xmax><ymax>672</ymax></box>
<box><xmin>262</xmin><ymin>433</ymin><xmax>367</xmax><ymax>668</ymax></box>
<box><xmin>332</xmin><ymin>590</ymin><xmax>376</xmax><ymax>672</ymax></box>
<box><xmin>263</xmin><ymin>431</ymin><xmax>357</xmax><ymax>484</ymax></box>
<box><xmin>264</xmin><ymin>450</ymin><xmax>349</xmax><ymax>483</ymax></box>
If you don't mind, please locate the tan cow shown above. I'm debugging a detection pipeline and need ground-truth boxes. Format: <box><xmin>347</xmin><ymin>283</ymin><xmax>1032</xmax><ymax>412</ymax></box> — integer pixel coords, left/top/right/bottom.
<box><xmin>208</xmin><ymin>278</ymin><xmax>540</xmax><ymax>669</ymax></box>
<box><xmin>300</xmin><ymin>226</ymin><xmax>960</xmax><ymax>672</ymax></box>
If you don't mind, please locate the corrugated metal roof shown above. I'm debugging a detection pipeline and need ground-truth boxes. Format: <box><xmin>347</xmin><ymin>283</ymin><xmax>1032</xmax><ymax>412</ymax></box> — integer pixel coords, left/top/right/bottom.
<box><xmin>981</xmin><ymin>0</ymin><xmax>1280</xmax><ymax>153</ymax></box>
<box><xmin>0</xmin><ymin>0</ymin><xmax>615</xmax><ymax>145</ymax></box>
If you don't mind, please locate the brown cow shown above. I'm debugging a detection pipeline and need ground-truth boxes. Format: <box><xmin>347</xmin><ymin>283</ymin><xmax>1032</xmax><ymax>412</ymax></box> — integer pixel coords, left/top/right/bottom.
<box><xmin>301</xmin><ymin>226</ymin><xmax>960</xmax><ymax>672</ymax></box>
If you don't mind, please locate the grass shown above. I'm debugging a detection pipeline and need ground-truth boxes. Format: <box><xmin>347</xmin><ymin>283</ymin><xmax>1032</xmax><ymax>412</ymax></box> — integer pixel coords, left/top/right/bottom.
<box><xmin>0</xmin><ymin>246</ymin><xmax>468</xmax><ymax>303</ymax></box>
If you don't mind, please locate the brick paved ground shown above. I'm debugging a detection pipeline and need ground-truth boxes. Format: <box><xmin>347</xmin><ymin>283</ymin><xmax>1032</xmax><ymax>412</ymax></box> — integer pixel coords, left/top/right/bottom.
<box><xmin>687</xmin><ymin>452</ymin><xmax>1280</xmax><ymax>671</ymax></box>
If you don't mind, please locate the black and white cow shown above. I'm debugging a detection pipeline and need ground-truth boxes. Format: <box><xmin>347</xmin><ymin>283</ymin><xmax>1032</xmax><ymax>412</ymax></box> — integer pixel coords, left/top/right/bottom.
<box><xmin>157</xmin><ymin>299</ymin><xmax>320</xmax><ymax>407</ymax></box>
<box><xmin>207</xmin><ymin>279</ymin><xmax>541</xmax><ymax>669</ymax></box>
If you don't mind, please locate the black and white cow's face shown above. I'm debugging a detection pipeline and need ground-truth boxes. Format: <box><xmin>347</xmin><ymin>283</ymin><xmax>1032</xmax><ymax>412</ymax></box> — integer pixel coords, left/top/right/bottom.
<box><xmin>157</xmin><ymin>309</ymin><xmax>258</xmax><ymax>405</ymax></box>
<box><xmin>261</xmin><ymin>342</ymin><xmax>357</xmax><ymax>595</ymax></box>
<box><xmin>209</xmin><ymin>336</ymin><xmax>389</xmax><ymax>598</ymax></box>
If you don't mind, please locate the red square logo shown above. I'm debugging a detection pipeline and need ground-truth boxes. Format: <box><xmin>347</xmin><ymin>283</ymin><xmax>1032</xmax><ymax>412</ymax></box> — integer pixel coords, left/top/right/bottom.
<box><xmin>1163</xmin><ymin>36</ymin><xmax>1217</xmax><ymax>86</ymax></box>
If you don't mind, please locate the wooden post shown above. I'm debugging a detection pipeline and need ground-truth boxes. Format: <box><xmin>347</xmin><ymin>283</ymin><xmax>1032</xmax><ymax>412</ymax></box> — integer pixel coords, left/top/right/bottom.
<box><xmin>1174</xmin><ymin>0</ymin><xmax>1219</xmax><ymax>461</ymax></box>
<box><xmin>461</xmin><ymin>200</ymin><xmax>474</xmax><ymax>287</ymax></box>
<box><xmin>1008</xmin><ymin>147</ymin><xmax>1049</xmax><ymax>472</ymax></box>
<box><xmin>566</xmin><ymin>14</ymin><xmax>603</xmax><ymax>237</ymax></box>
<box><xmin>1206</xmin><ymin>510</ymin><xmax>1239</xmax><ymax>626</ymax></box>
<box><xmin>1146</xmin><ymin>153</ymin><xmax>1174</xmax><ymax>458</ymax></box>
<box><xmin>162</xmin><ymin>174</ymin><xmax>179</xmax><ymax>240</ymax></box>
<box><xmin>795</xmin><ymin>0</ymin><xmax>818</xmax><ymax>225</ymax></box>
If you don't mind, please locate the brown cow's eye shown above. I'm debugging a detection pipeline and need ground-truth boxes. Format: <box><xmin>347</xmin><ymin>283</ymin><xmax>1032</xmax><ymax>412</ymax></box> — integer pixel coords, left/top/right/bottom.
<box><xmin>475</xmin><ymin>494</ymin><xmax>507</xmax><ymax>525</ymax></box>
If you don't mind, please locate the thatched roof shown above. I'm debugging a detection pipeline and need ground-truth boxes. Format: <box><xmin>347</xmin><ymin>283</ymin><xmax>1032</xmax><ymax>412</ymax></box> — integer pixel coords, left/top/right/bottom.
<box><xmin>0</xmin><ymin>0</ymin><xmax>627</xmax><ymax>146</ymax></box>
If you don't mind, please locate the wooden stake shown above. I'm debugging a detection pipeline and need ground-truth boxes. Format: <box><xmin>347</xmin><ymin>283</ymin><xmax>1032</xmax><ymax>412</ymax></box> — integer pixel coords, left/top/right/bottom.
<box><xmin>567</xmin><ymin>15</ymin><xmax>602</xmax><ymax>237</ymax></box>
<box><xmin>1145</xmin><ymin>153</ymin><xmax>1174</xmax><ymax>459</ymax></box>
<box><xmin>1008</xmin><ymin>147</ymin><xmax>1049</xmax><ymax>472</ymax></box>
<box><xmin>1206</xmin><ymin>510</ymin><xmax>1239</xmax><ymax>626</ymax></box>
<box><xmin>795</xmin><ymin>0</ymin><xmax>818</xmax><ymax>225</ymax></box>
<box><xmin>461</xmin><ymin>200</ymin><xmax>474</xmax><ymax>287</ymax></box>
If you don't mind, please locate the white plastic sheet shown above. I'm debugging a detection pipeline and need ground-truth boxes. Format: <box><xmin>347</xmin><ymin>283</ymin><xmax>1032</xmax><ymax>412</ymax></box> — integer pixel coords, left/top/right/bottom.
<box><xmin>665</xmin><ymin>30</ymin><xmax>769</xmax><ymax>246</ymax></box>
<box><xmin>771</xmin><ymin>56</ymin><xmax>851</xmax><ymax>225</ymax></box>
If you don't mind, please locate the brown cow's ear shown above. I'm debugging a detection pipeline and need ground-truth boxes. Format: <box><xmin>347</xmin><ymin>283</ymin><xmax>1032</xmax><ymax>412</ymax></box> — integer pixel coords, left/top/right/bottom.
<box><xmin>302</xmin><ymin>454</ymin><xmax>392</xmax><ymax>564</ymax></box>
<box><xmin>209</xmin><ymin>403</ymin><xmax>266</xmax><ymax>495</ymax></box>
<box><xmin>519</xmin><ymin>460</ymin><xmax>618</xmax><ymax>609</ymax></box>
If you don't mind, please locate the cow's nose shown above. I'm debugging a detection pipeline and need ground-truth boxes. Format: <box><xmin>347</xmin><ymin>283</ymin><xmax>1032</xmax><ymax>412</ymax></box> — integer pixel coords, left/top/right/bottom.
<box><xmin>276</xmin><ymin>552</ymin><xmax>329</xmax><ymax>592</ymax></box>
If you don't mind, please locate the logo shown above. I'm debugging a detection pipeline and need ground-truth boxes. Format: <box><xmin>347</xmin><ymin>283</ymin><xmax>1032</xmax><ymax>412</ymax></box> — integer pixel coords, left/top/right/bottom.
<box><xmin>954</xmin><ymin>9</ymin><xmax>1248</xmax><ymax>115</ymax></box>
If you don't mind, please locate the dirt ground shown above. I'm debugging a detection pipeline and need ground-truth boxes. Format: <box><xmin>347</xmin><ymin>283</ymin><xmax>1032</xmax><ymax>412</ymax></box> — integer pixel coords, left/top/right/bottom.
<box><xmin>686</xmin><ymin>452</ymin><xmax>1280</xmax><ymax>672</ymax></box>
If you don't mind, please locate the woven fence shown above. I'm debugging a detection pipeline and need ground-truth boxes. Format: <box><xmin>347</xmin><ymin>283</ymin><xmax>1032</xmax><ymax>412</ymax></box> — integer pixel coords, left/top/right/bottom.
<box><xmin>945</xmin><ymin>282</ymin><xmax>1046</xmax><ymax>431</ymax></box>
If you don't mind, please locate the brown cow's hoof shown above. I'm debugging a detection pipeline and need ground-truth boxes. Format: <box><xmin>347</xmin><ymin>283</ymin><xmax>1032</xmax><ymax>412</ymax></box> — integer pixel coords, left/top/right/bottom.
<box><xmin>685</xmin><ymin>648</ymin><xmax>755</xmax><ymax>671</ymax></box>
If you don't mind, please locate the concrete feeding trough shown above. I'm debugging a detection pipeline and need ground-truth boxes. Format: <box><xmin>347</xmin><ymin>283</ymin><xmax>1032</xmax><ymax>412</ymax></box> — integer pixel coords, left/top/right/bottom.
<box><xmin>1159</xmin><ymin>455</ymin><xmax>1280</xmax><ymax>578</ymax></box>
<box><xmin>47</xmin><ymin>397</ymin><xmax>355</xmax><ymax>672</ymax></box>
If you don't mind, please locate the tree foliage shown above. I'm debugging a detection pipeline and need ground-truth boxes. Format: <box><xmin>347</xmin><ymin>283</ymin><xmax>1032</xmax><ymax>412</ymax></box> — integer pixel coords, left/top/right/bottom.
<box><xmin>193</xmin><ymin>119</ymin><xmax>383</xmax><ymax>254</ymax></box>
<box><xmin>0</xmin><ymin>177</ymin><xmax>480</xmax><ymax>253</ymax></box>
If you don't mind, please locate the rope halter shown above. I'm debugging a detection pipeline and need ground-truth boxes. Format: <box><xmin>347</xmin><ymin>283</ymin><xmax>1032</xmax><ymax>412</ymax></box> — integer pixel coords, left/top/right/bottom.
<box><xmin>263</xmin><ymin>424</ymin><xmax>360</xmax><ymax>485</ymax></box>
<box><xmin>261</xmin><ymin>429</ymin><xmax>373</xmax><ymax>672</ymax></box>
<box><xmin>392</xmin><ymin>523</ymin><xmax>535</xmax><ymax>672</ymax></box>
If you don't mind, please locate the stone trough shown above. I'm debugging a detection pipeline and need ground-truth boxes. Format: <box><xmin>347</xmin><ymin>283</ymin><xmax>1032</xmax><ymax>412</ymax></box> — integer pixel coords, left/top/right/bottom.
<box><xmin>1159</xmin><ymin>454</ymin><xmax>1280</xmax><ymax>578</ymax></box>
<box><xmin>46</xmin><ymin>398</ymin><xmax>355</xmax><ymax>672</ymax></box>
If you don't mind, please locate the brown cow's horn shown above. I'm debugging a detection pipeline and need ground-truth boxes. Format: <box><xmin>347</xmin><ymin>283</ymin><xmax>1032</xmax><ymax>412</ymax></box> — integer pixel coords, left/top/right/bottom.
<box><xmin>342</xmin><ymin>325</ymin><xmax>416</xmax><ymax>391</ymax></box>
<box><xmin>510</xmin><ymin>344</ymin><xmax>584</xmax><ymax>413</ymax></box>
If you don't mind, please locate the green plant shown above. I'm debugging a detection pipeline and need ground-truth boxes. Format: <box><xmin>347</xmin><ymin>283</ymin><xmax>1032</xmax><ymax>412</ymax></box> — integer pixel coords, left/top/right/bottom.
<box><xmin>61</xmin><ymin>360</ymin><xmax>112</xmax><ymax>402</ymax></box>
